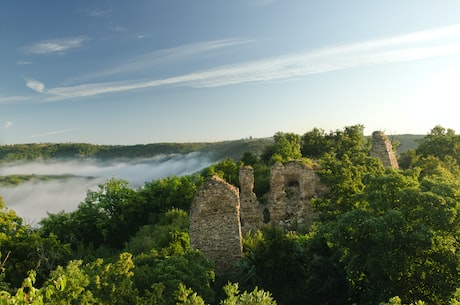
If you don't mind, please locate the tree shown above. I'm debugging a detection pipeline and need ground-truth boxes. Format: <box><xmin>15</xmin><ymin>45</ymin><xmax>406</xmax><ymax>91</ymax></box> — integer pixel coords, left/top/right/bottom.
<box><xmin>240</xmin><ymin>151</ymin><xmax>258</xmax><ymax>166</ymax></box>
<box><xmin>42</xmin><ymin>260</ymin><xmax>95</xmax><ymax>304</ymax></box>
<box><xmin>1</xmin><ymin>198</ymin><xmax>71</xmax><ymax>289</ymax></box>
<box><xmin>141</xmin><ymin>175</ymin><xmax>204</xmax><ymax>214</ymax></box>
<box><xmin>175</xmin><ymin>284</ymin><xmax>205</xmax><ymax>305</ymax></box>
<box><xmin>134</xmin><ymin>250</ymin><xmax>215</xmax><ymax>305</ymax></box>
<box><xmin>323</xmin><ymin>169</ymin><xmax>460</xmax><ymax>304</ymax></box>
<box><xmin>220</xmin><ymin>282</ymin><xmax>276</xmax><ymax>305</ymax></box>
<box><xmin>0</xmin><ymin>197</ymin><xmax>22</xmax><ymax>236</ymax></box>
<box><xmin>125</xmin><ymin>208</ymin><xmax>190</xmax><ymax>256</ymax></box>
<box><xmin>301</xmin><ymin>127</ymin><xmax>331</xmax><ymax>158</ymax></box>
<box><xmin>201</xmin><ymin>159</ymin><xmax>240</xmax><ymax>187</ymax></box>
<box><xmin>270</xmin><ymin>132</ymin><xmax>302</xmax><ymax>163</ymax></box>
<box><xmin>87</xmin><ymin>252</ymin><xmax>139</xmax><ymax>305</ymax></box>
<box><xmin>416</xmin><ymin>125</ymin><xmax>460</xmax><ymax>162</ymax></box>
<box><xmin>238</xmin><ymin>227</ymin><xmax>348</xmax><ymax>305</ymax></box>
<box><xmin>327</xmin><ymin>124</ymin><xmax>369</xmax><ymax>159</ymax></box>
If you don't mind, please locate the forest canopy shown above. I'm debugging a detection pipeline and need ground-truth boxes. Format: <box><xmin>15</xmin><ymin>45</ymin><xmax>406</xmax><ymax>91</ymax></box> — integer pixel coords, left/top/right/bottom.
<box><xmin>1</xmin><ymin>125</ymin><xmax>460</xmax><ymax>305</ymax></box>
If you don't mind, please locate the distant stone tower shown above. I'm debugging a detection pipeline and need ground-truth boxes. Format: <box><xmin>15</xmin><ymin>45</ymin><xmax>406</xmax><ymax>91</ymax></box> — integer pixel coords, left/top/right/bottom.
<box><xmin>370</xmin><ymin>131</ymin><xmax>399</xmax><ymax>169</ymax></box>
<box><xmin>189</xmin><ymin>176</ymin><xmax>243</xmax><ymax>275</ymax></box>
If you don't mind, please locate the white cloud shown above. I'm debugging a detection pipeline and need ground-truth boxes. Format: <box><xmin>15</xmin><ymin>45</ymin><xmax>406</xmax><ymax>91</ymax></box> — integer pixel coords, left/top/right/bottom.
<box><xmin>4</xmin><ymin>121</ymin><xmax>13</xmax><ymax>128</ymax></box>
<box><xmin>24</xmin><ymin>36</ymin><xmax>87</xmax><ymax>55</ymax></box>
<box><xmin>26</xmin><ymin>79</ymin><xmax>46</xmax><ymax>93</ymax></box>
<box><xmin>17</xmin><ymin>24</ymin><xmax>460</xmax><ymax>102</ymax></box>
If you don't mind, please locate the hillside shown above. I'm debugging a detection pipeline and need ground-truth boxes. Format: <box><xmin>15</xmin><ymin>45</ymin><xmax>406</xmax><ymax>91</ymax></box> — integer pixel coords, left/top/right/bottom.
<box><xmin>0</xmin><ymin>133</ymin><xmax>422</xmax><ymax>165</ymax></box>
<box><xmin>392</xmin><ymin>134</ymin><xmax>423</xmax><ymax>155</ymax></box>
<box><xmin>0</xmin><ymin>137</ymin><xmax>274</xmax><ymax>164</ymax></box>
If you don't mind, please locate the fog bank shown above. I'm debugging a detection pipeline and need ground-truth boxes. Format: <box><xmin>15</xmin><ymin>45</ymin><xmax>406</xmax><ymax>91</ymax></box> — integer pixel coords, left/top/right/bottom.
<box><xmin>0</xmin><ymin>152</ymin><xmax>215</xmax><ymax>223</ymax></box>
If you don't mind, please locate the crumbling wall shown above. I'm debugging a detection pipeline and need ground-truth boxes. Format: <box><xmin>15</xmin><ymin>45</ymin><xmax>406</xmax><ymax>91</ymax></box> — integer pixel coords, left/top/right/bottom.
<box><xmin>267</xmin><ymin>161</ymin><xmax>325</xmax><ymax>229</ymax></box>
<box><xmin>239</xmin><ymin>166</ymin><xmax>263</xmax><ymax>234</ymax></box>
<box><xmin>190</xmin><ymin>130</ymin><xmax>397</xmax><ymax>274</ymax></box>
<box><xmin>370</xmin><ymin>131</ymin><xmax>399</xmax><ymax>169</ymax></box>
<box><xmin>189</xmin><ymin>176</ymin><xmax>242</xmax><ymax>275</ymax></box>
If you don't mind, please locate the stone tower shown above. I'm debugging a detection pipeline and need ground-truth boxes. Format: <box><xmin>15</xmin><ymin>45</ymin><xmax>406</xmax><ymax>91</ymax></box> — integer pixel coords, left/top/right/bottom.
<box><xmin>189</xmin><ymin>176</ymin><xmax>243</xmax><ymax>275</ymax></box>
<box><xmin>370</xmin><ymin>131</ymin><xmax>399</xmax><ymax>169</ymax></box>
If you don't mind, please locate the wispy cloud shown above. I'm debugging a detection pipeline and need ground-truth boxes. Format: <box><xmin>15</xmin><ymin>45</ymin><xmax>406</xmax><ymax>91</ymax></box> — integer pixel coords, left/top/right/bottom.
<box><xmin>108</xmin><ymin>24</ymin><xmax>126</xmax><ymax>32</ymax></box>
<box><xmin>78</xmin><ymin>7</ymin><xmax>112</xmax><ymax>17</ymax></box>
<box><xmin>74</xmin><ymin>38</ymin><xmax>252</xmax><ymax>82</ymax></box>
<box><xmin>18</xmin><ymin>24</ymin><xmax>460</xmax><ymax>102</ymax></box>
<box><xmin>4</xmin><ymin>121</ymin><xmax>13</xmax><ymax>128</ymax></box>
<box><xmin>0</xmin><ymin>95</ymin><xmax>30</xmax><ymax>104</ymax></box>
<box><xmin>136</xmin><ymin>34</ymin><xmax>152</xmax><ymax>39</ymax></box>
<box><xmin>17</xmin><ymin>60</ymin><xmax>32</xmax><ymax>65</ymax></box>
<box><xmin>29</xmin><ymin>128</ymin><xmax>80</xmax><ymax>138</ymax></box>
<box><xmin>24</xmin><ymin>36</ymin><xmax>87</xmax><ymax>55</ymax></box>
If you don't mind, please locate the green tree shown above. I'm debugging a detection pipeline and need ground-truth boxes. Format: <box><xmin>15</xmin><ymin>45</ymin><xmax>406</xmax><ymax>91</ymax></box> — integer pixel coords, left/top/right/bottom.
<box><xmin>201</xmin><ymin>159</ymin><xmax>240</xmax><ymax>187</ymax></box>
<box><xmin>1</xmin><ymin>198</ymin><xmax>71</xmax><ymax>289</ymax></box>
<box><xmin>238</xmin><ymin>227</ymin><xmax>347</xmax><ymax>305</ymax></box>
<box><xmin>125</xmin><ymin>208</ymin><xmax>190</xmax><ymax>256</ymax></box>
<box><xmin>87</xmin><ymin>252</ymin><xmax>139</xmax><ymax>305</ymax></box>
<box><xmin>134</xmin><ymin>250</ymin><xmax>215</xmax><ymax>305</ymax></box>
<box><xmin>175</xmin><ymin>283</ymin><xmax>205</xmax><ymax>305</ymax></box>
<box><xmin>416</xmin><ymin>125</ymin><xmax>460</xmax><ymax>162</ymax></box>
<box><xmin>240</xmin><ymin>151</ymin><xmax>258</xmax><ymax>166</ymax></box>
<box><xmin>323</xmin><ymin>169</ymin><xmax>460</xmax><ymax>304</ymax></box>
<box><xmin>42</xmin><ymin>260</ymin><xmax>95</xmax><ymax>304</ymax></box>
<box><xmin>221</xmin><ymin>282</ymin><xmax>276</xmax><ymax>305</ymax></box>
<box><xmin>141</xmin><ymin>175</ymin><xmax>204</xmax><ymax>214</ymax></box>
<box><xmin>301</xmin><ymin>127</ymin><xmax>331</xmax><ymax>158</ymax></box>
<box><xmin>270</xmin><ymin>132</ymin><xmax>302</xmax><ymax>163</ymax></box>
<box><xmin>328</xmin><ymin>124</ymin><xmax>369</xmax><ymax>159</ymax></box>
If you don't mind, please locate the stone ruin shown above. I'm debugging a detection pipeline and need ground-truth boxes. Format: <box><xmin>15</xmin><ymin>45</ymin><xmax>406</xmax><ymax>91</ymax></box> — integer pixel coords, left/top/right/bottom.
<box><xmin>189</xmin><ymin>131</ymin><xmax>398</xmax><ymax>274</ymax></box>
<box><xmin>370</xmin><ymin>131</ymin><xmax>399</xmax><ymax>169</ymax></box>
<box><xmin>189</xmin><ymin>176</ymin><xmax>243</xmax><ymax>275</ymax></box>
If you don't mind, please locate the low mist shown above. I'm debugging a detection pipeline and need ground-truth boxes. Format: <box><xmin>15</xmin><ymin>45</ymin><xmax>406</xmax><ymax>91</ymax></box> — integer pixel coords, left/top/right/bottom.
<box><xmin>0</xmin><ymin>152</ymin><xmax>215</xmax><ymax>223</ymax></box>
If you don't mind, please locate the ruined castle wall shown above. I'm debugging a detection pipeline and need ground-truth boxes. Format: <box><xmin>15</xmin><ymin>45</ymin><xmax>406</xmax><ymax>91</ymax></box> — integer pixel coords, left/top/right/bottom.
<box><xmin>189</xmin><ymin>130</ymin><xmax>398</xmax><ymax>275</ymax></box>
<box><xmin>370</xmin><ymin>131</ymin><xmax>399</xmax><ymax>169</ymax></box>
<box><xmin>189</xmin><ymin>176</ymin><xmax>242</xmax><ymax>275</ymax></box>
<box><xmin>267</xmin><ymin>161</ymin><xmax>324</xmax><ymax>229</ymax></box>
<box><xmin>239</xmin><ymin>166</ymin><xmax>263</xmax><ymax>234</ymax></box>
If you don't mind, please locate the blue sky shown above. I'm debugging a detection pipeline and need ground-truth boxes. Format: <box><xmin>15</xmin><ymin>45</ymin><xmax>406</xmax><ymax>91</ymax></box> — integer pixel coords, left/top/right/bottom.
<box><xmin>1</xmin><ymin>1</ymin><xmax>460</xmax><ymax>145</ymax></box>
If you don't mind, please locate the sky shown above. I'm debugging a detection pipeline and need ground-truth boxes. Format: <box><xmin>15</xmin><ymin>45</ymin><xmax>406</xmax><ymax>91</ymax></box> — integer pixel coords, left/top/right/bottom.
<box><xmin>2</xmin><ymin>1</ymin><xmax>460</xmax><ymax>145</ymax></box>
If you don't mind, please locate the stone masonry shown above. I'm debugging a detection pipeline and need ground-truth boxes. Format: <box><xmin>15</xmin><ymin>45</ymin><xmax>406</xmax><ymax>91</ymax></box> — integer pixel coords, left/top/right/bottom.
<box><xmin>370</xmin><ymin>131</ymin><xmax>399</xmax><ymax>169</ymax></box>
<box><xmin>190</xmin><ymin>160</ymin><xmax>326</xmax><ymax>274</ymax></box>
<box><xmin>189</xmin><ymin>176</ymin><xmax>243</xmax><ymax>275</ymax></box>
<box><xmin>190</xmin><ymin>131</ymin><xmax>398</xmax><ymax>274</ymax></box>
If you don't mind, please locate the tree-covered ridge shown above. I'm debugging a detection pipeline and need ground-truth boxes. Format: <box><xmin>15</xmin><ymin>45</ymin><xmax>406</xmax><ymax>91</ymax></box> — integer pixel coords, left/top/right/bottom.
<box><xmin>1</xmin><ymin>124</ymin><xmax>460</xmax><ymax>305</ymax></box>
<box><xmin>0</xmin><ymin>138</ymin><xmax>273</xmax><ymax>163</ymax></box>
<box><xmin>0</xmin><ymin>133</ymin><xmax>421</xmax><ymax>164</ymax></box>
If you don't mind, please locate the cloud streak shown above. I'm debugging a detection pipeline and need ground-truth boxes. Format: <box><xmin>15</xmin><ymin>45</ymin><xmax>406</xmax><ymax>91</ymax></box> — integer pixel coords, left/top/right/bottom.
<box><xmin>18</xmin><ymin>24</ymin><xmax>460</xmax><ymax>102</ymax></box>
<box><xmin>0</xmin><ymin>95</ymin><xmax>30</xmax><ymax>104</ymax></box>
<box><xmin>29</xmin><ymin>128</ymin><xmax>81</xmax><ymax>139</ymax></box>
<box><xmin>24</xmin><ymin>36</ymin><xmax>87</xmax><ymax>55</ymax></box>
<box><xmin>72</xmin><ymin>38</ymin><xmax>252</xmax><ymax>82</ymax></box>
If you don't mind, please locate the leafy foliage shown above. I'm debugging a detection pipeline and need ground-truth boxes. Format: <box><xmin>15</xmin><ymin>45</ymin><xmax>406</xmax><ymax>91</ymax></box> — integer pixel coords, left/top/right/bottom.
<box><xmin>3</xmin><ymin>125</ymin><xmax>460</xmax><ymax>305</ymax></box>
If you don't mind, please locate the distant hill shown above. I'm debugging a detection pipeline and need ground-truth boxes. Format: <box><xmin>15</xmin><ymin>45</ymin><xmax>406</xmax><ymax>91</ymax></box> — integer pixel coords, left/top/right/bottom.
<box><xmin>0</xmin><ymin>134</ymin><xmax>422</xmax><ymax>164</ymax></box>
<box><xmin>392</xmin><ymin>134</ymin><xmax>423</xmax><ymax>155</ymax></box>
<box><xmin>0</xmin><ymin>138</ymin><xmax>274</xmax><ymax>164</ymax></box>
